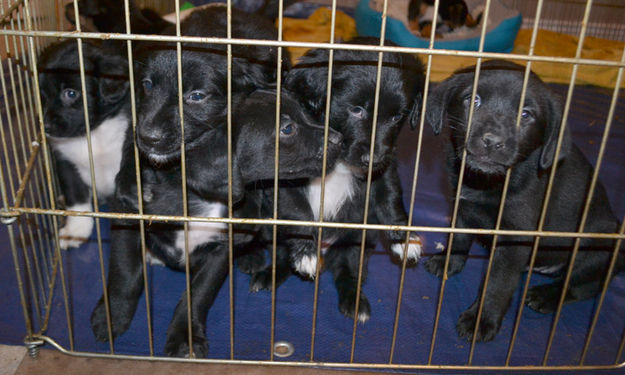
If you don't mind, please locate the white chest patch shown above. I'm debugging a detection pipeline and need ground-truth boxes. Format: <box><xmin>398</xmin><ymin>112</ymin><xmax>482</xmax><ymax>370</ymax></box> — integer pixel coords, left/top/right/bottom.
<box><xmin>48</xmin><ymin>113</ymin><xmax>128</xmax><ymax>198</ymax></box>
<box><xmin>173</xmin><ymin>201</ymin><xmax>227</xmax><ymax>263</ymax></box>
<box><xmin>308</xmin><ymin>162</ymin><xmax>355</xmax><ymax>221</ymax></box>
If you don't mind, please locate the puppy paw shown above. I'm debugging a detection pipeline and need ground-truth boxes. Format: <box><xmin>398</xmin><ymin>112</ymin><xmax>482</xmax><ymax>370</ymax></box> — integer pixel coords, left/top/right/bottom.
<box><xmin>90</xmin><ymin>298</ymin><xmax>133</xmax><ymax>342</ymax></box>
<box><xmin>525</xmin><ymin>284</ymin><xmax>562</xmax><ymax>314</ymax></box>
<box><xmin>59</xmin><ymin>215</ymin><xmax>94</xmax><ymax>249</ymax></box>
<box><xmin>390</xmin><ymin>233</ymin><xmax>423</xmax><ymax>262</ymax></box>
<box><xmin>249</xmin><ymin>268</ymin><xmax>273</xmax><ymax>292</ymax></box>
<box><xmin>164</xmin><ymin>327</ymin><xmax>208</xmax><ymax>358</ymax></box>
<box><xmin>293</xmin><ymin>254</ymin><xmax>318</xmax><ymax>279</ymax></box>
<box><xmin>424</xmin><ymin>253</ymin><xmax>466</xmax><ymax>278</ymax></box>
<box><xmin>456</xmin><ymin>306</ymin><xmax>501</xmax><ymax>342</ymax></box>
<box><xmin>339</xmin><ymin>292</ymin><xmax>371</xmax><ymax>324</ymax></box>
<box><xmin>237</xmin><ymin>251</ymin><xmax>266</xmax><ymax>274</ymax></box>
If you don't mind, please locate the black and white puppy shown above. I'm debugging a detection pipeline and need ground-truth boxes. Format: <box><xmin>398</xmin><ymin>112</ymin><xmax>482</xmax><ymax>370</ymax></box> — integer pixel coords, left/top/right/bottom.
<box><xmin>38</xmin><ymin>40</ymin><xmax>130</xmax><ymax>249</ymax></box>
<box><xmin>424</xmin><ymin>60</ymin><xmax>625</xmax><ymax>342</ymax></box>
<box><xmin>249</xmin><ymin>37</ymin><xmax>425</xmax><ymax>322</ymax></box>
<box><xmin>90</xmin><ymin>7</ymin><xmax>337</xmax><ymax>357</ymax></box>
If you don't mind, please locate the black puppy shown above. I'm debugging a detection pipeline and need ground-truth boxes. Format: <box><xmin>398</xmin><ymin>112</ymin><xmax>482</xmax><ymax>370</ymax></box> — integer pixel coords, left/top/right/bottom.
<box><xmin>249</xmin><ymin>37</ymin><xmax>425</xmax><ymax>322</ymax></box>
<box><xmin>425</xmin><ymin>60</ymin><xmax>625</xmax><ymax>342</ymax></box>
<box><xmin>65</xmin><ymin>0</ymin><xmax>170</xmax><ymax>34</ymax></box>
<box><xmin>38</xmin><ymin>40</ymin><xmax>130</xmax><ymax>249</ymax></box>
<box><xmin>90</xmin><ymin>7</ymin><xmax>336</xmax><ymax>357</ymax></box>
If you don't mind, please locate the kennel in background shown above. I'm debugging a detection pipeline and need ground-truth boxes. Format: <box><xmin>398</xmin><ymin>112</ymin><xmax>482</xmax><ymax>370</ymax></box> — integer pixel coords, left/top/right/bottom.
<box><xmin>1</xmin><ymin>0</ymin><xmax>625</xmax><ymax>372</ymax></box>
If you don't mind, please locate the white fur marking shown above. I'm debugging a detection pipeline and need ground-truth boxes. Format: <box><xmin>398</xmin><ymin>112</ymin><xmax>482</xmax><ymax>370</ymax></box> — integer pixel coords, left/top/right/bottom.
<box><xmin>173</xmin><ymin>201</ymin><xmax>227</xmax><ymax>263</ymax></box>
<box><xmin>59</xmin><ymin>202</ymin><xmax>94</xmax><ymax>249</ymax></box>
<box><xmin>391</xmin><ymin>234</ymin><xmax>423</xmax><ymax>261</ymax></box>
<box><xmin>532</xmin><ymin>264</ymin><xmax>565</xmax><ymax>275</ymax></box>
<box><xmin>308</xmin><ymin>162</ymin><xmax>355</xmax><ymax>221</ymax></box>
<box><xmin>294</xmin><ymin>254</ymin><xmax>318</xmax><ymax>279</ymax></box>
<box><xmin>435</xmin><ymin>241</ymin><xmax>445</xmax><ymax>251</ymax></box>
<box><xmin>358</xmin><ymin>311</ymin><xmax>370</xmax><ymax>324</ymax></box>
<box><xmin>48</xmin><ymin>113</ymin><xmax>128</xmax><ymax>198</ymax></box>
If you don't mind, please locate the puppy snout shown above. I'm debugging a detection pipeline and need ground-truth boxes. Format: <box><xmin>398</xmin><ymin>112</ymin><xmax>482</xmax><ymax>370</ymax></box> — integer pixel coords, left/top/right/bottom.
<box><xmin>138</xmin><ymin>127</ymin><xmax>164</xmax><ymax>147</ymax></box>
<box><xmin>481</xmin><ymin>132</ymin><xmax>504</xmax><ymax>150</ymax></box>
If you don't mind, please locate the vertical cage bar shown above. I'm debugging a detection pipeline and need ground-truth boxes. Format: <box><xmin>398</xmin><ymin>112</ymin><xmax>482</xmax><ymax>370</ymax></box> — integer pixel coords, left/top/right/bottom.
<box><xmin>349</xmin><ymin>0</ymin><xmax>391</xmax><ymax>363</ymax></box>
<box><xmin>504</xmin><ymin>0</ymin><xmax>546</xmax><ymax>365</ymax></box>
<box><xmin>268</xmin><ymin>0</ymin><xmax>284</xmax><ymax>362</ymax></box>
<box><xmin>541</xmin><ymin>0</ymin><xmax>594</xmax><ymax>365</ymax></box>
<box><xmin>579</xmin><ymin>51</ymin><xmax>625</xmax><ymax>365</ymax></box>
<box><xmin>309</xmin><ymin>0</ymin><xmax>338</xmax><ymax>362</ymax></box>
<box><xmin>388</xmin><ymin>0</ymin><xmax>440</xmax><ymax>364</ymax></box>
<box><xmin>226</xmin><ymin>0</ymin><xmax>235</xmax><ymax>360</ymax></box>
<box><xmin>428</xmin><ymin>0</ymin><xmax>493</xmax><ymax>364</ymax></box>
<box><xmin>171</xmin><ymin>0</ymin><xmax>194</xmax><ymax>358</ymax></box>
<box><xmin>123</xmin><ymin>0</ymin><xmax>154</xmax><ymax>357</ymax></box>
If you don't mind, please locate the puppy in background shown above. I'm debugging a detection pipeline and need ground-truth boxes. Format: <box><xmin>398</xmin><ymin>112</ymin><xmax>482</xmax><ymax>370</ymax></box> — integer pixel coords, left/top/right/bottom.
<box><xmin>38</xmin><ymin>40</ymin><xmax>130</xmax><ymax>249</ymax></box>
<box><xmin>408</xmin><ymin>0</ymin><xmax>481</xmax><ymax>38</ymax></box>
<box><xmin>249</xmin><ymin>37</ymin><xmax>425</xmax><ymax>322</ymax></box>
<box><xmin>65</xmin><ymin>0</ymin><xmax>170</xmax><ymax>33</ymax></box>
<box><xmin>425</xmin><ymin>60</ymin><xmax>625</xmax><ymax>342</ymax></box>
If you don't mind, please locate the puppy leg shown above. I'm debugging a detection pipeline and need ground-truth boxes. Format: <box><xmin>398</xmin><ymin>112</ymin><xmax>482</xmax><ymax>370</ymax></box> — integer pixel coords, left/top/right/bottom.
<box><xmin>326</xmin><ymin>241</ymin><xmax>373</xmax><ymax>323</ymax></box>
<box><xmin>91</xmin><ymin>223</ymin><xmax>144</xmax><ymax>341</ymax></box>
<box><xmin>526</xmin><ymin>243</ymin><xmax>625</xmax><ymax>314</ymax></box>
<box><xmin>373</xmin><ymin>166</ymin><xmax>423</xmax><ymax>262</ymax></box>
<box><xmin>56</xmin><ymin>158</ymin><xmax>94</xmax><ymax>249</ymax></box>
<box><xmin>236</xmin><ymin>239</ymin><xmax>267</xmax><ymax>275</ymax></box>
<box><xmin>164</xmin><ymin>245</ymin><xmax>229</xmax><ymax>358</ymax></box>
<box><xmin>249</xmin><ymin>243</ymin><xmax>293</xmax><ymax>292</ymax></box>
<box><xmin>280</xmin><ymin>189</ymin><xmax>319</xmax><ymax>279</ymax></box>
<box><xmin>456</xmin><ymin>244</ymin><xmax>530</xmax><ymax>342</ymax></box>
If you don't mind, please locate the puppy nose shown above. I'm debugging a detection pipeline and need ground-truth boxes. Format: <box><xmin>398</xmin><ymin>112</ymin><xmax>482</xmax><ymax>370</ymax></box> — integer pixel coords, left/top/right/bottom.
<box><xmin>138</xmin><ymin>128</ymin><xmax>163</xmax><ymax>147</ymax></box>
<box><xmin>328</xmin><ymin>129</ymin><xmax>343</xmax><ymax>145</ymax></box>
<box><xmin>481</xmin><ymin>132</ymin><xmax>504</xmax><ymax>150</ymax></box>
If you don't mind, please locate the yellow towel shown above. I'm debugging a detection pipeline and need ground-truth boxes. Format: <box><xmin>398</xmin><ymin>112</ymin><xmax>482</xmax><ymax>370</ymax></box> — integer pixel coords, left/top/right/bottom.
<box><xmin>282</xmin><ymin>8</ymin><xmax>358</xmax><ymax>63</ymax></box>
<box><xmin>282</xmin><ymin>10</ymin><xmax>624</xmax><ymax>89</ymax></box>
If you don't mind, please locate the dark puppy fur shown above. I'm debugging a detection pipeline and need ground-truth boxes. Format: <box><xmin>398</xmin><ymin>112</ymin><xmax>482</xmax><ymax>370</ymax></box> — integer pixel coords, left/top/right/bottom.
<box><xmin>249</xmin><ymin>37</ymin><xmax>425</xmax><ymax>322</ymax></box>
<box><xmin>38</xmin><ymin>40</ymin><xmax>130</xmax><ymax>249</ymax></box>
<box><xmin>424</xmin><ymin>60</ymin><xmax>625</xmax><ymax>342</ymax></box>
<box><xmin>65</xmin><ymin>0</ymin><xmax>170</xmax><ymax>33</ymax></box>
<box><xmin>90</xmin><ymin>7</ymin><xmax>333</xmax><ymax>357</ymax></box>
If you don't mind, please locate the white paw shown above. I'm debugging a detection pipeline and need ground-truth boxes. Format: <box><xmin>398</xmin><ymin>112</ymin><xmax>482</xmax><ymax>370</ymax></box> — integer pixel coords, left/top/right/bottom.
<box><xmin>357</xmin><ymin>311</ymin><xmax>370</xmax><ymax>324</ymax></box>
<box><xmin>391</xmin><ymin>234</ymin><xmax>423</xmax><ymax>261</ymax></box>
<box><xmin>58</xmin><ymin>215</ymin><xmax>94</xmax><ymax>250</ymax></box>
<box><xmin>294</xmin><ymin>254</ymin><xmax>318</xmax><ymax>279</ymax></box>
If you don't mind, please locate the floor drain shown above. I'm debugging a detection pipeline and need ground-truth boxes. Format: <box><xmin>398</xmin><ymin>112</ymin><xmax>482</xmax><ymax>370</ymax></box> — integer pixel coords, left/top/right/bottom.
<box><xmin>273</xmin><ymin>341</ymin><xmax>294</xmax><ymax>358</ymax></box>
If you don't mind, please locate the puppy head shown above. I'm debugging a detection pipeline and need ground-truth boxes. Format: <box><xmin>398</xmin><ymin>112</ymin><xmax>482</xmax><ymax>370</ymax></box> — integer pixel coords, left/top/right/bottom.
<box><xmin>135</xmin><ymin>7</ymin><xmax>282</xmax><ymax>167</ymax></box>
<box><xmin>38</xmin><ymin>40</ymin><xmax>129</xmax><ymax>138</ymax></box>
<box><xmin>426</xmin><ymin>60</ymin><xmax>571</xmax><ymax>175</ymax></box>
<box><xmin>234</xmin><ymin>89</ymin><xmax>343</xmax><ymax>183</ymax></box>
<box><xmin>285</xmin><ymin>37</ymin><xmax>424</xmax><ymax>175</ymax></box>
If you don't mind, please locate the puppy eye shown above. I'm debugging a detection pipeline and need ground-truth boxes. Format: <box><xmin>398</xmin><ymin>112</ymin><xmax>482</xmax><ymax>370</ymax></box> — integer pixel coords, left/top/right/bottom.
<box><xmin>391</xmin><ymin>114</ymin><xmax>403</xmax><ymax>123</ymax></box>
<box><xmin>521</xmin><ymin>109</ymin><xmax>532</xmax><ymax>120</ymax></box>
<box><xmin>187</xmin><ymin>90</ymin><xmax>207</xmax><ymax>103</ymax></box>
<box><xmin>142</xmin><ymin>79</ymin><xmax>153</xmax><ymax>93</ymax></box>
<box><xmin>348</xmin><ymin>106</ymin><xmax>365</xmax><ymax>119</ymax></box>
<box><xmin>61</xmin><ymin>88</ymin><xmax>80</xmax><ymax>104</ymax></box>
<box><xmin>464</xmin><ymin>94</ymin><xmax>481</xmax><ymax>109</ymax></box>
<box><xmin>280</xmin><ymin>121</ymin><xmax>296</xmax><ymax>136</ymax></box>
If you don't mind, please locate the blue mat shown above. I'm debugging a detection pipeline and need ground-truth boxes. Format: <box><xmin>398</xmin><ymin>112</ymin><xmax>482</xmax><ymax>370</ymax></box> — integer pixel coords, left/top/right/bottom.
<box><xmin>1</xmin><ymin>83</ymin><xmax>625</xmax><ymax>371</ymax></box>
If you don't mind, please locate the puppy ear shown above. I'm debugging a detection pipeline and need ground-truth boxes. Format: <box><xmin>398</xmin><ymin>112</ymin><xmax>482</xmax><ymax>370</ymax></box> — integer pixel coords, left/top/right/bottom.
<box><xmin>98</xmin><ymin>54</ymin><xmax>129</xmax><ymax>104</ymax></box>
<box><xmin>408</xmin><ymin>91</ymin><xmax>422</xmax><ymax>130</ymax></box>
<box><xmin>539</xmin><ymin>91</ymin><xmax>572</xmax><ymax>169</ymax></box>
<box><xmin>426</xmin><ymin>77</ymin><xmax>460</xmax><ymax>135</ymax></box>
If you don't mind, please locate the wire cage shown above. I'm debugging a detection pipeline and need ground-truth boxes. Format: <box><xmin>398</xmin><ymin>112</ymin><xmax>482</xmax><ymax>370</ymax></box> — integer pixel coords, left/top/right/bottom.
<box><xmin>1</xmin><ymin>0</ymin><xmax>625</xmax><ymax>372</ymax></box>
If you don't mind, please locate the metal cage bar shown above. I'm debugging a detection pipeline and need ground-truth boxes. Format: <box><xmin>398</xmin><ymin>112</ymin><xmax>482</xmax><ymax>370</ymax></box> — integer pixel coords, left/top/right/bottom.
<box><xmin>1</xmin><ymin>0</ymin><xmax>625</xmax><ymax>372</ymax></box>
